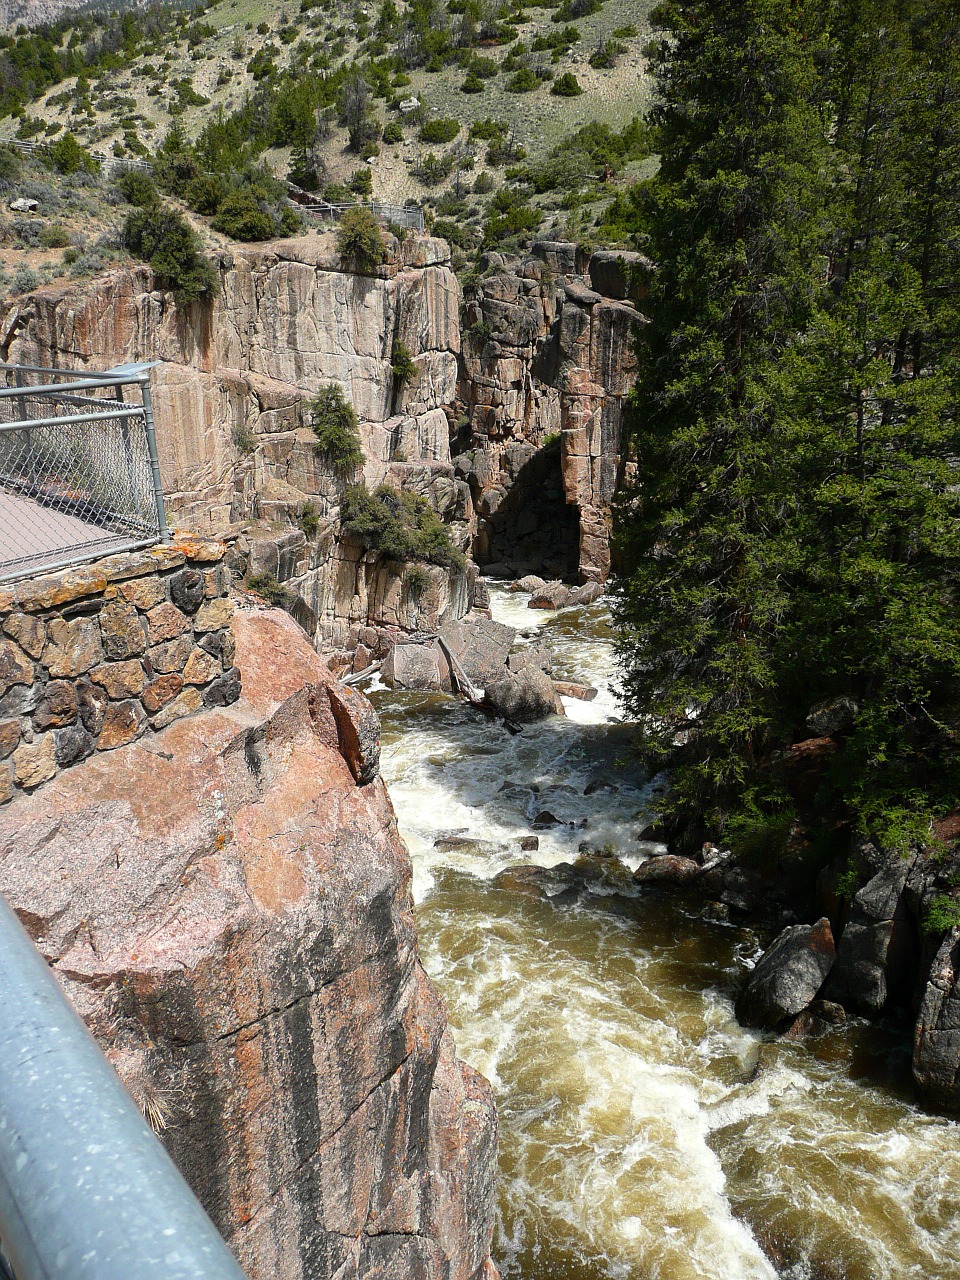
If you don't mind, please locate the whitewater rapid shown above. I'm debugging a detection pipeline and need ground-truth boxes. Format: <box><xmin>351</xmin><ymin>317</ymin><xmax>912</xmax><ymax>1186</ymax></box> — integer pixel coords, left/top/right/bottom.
<box><xmin>368</xmin><ymin>584</ymin><xmax>960</xmax><ymax>1280</ymax></box>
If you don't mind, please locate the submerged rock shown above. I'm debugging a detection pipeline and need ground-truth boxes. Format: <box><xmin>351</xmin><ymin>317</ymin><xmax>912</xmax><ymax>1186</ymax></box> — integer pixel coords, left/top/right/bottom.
<box><xmin>736</xmin><ymin>918</ymin><xmax>836</xmax><ymax>1030</ymax></box>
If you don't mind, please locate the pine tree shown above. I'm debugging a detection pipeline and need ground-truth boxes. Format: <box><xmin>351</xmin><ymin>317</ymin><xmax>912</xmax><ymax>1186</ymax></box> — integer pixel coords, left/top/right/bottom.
<box><xmin>613</xmin><ymin>0</ymin><xmax>830</xmax><ymax>832</ymax></box>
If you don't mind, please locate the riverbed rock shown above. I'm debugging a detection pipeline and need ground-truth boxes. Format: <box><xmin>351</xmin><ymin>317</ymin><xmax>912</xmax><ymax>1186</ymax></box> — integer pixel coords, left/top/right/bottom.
<box><xmin>382</xmin><ymin>639</ymin><xmax>443</xmax><ymax>690</ymax></box>
<box><xmin>0</xmin><ymin>607</ymin><xmax>498</xmax><ymax>1280</ymax></box>
<box><xmin>509</xmin><ymin>576</ymin><xmax>547</xmax><ymax>594</ymax></box>
<box><xmin>439</xmin><ymin>615</ymin><xmax>517</xmax><ymax>686</ymax></box>
<box><xmin>485</xmin><ymin>665</ymin><xmax>564</xmax><ymax>723</ymax></box>
<box><xmin>913</xmin><ymin>929</ymin><xmax>960</xmax><ymax>1110</ymax></box>
<box><xmin>633</xmin><ymin>855</ymin><xmax>701</xmax><ymax>887</ymax></box>
<box><xmin>736</xmin><ymin>918</ymin><xmax>836</xmax><ymax>1030</ymax></box>
<box><xmin>826</xmin><ymin>842</ymin><xmax>917</xmax><ymax>1016</ymax></box>
<box><xmin>554</xmin><ymin>680</ymin><xmax>598</xmax><ymax>701</ymax></box>
<box><xmin>528</xmin><ymin>582</ymin><xmax>575</xmax><ymax>610</ymax></box>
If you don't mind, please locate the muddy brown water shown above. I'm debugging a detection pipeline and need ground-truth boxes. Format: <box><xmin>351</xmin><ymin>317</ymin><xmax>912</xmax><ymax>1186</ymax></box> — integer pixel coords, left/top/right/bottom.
<box><xmin>367</xmin><ymin>586</ymin><xmax>960</xmax><ymax>1280</ymax></box>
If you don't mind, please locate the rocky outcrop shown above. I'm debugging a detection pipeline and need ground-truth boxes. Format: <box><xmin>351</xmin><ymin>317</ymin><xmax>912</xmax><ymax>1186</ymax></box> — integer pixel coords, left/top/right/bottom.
<box><xmin>0</xmin><ymin>605</ymin><xmax>498</xmax><ymax>1280</ymax></box>
<box><xmin>913</xmin><ymin>929</ymin><xmax>960</xmax><ymax>1109</ymax></box>
<box><xmin>0</xmin><ymin>233</ymin><xmax>471</xmax><ymax>656</ymax></box>
<box><xmin>1</xmin><ymin>231</ymin><xmax>641</xmax><ymax>655</ymax></box>
<box><xmin>456</xmin><ymin>242</ymin><xmax>646</xmax><ymax>584</ymax></box>
<box><xmin>735</xmin><ymin>918</ymin><xmax>836</xmax><ymax>1030</ymax></box>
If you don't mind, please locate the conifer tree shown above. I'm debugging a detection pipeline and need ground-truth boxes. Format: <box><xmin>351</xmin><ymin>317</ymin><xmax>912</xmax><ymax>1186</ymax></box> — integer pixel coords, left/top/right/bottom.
<box><xmin>613</xmin><ymin>0</ymin><xmax>829</xmax><ymax>831</ymax></box>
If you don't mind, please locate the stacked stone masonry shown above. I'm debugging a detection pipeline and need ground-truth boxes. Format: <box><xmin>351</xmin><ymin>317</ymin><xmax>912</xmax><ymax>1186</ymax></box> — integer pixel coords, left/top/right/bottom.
<box><xmin>0</xmin><ymin>541</ymin><xmax>240</xmax><ymax>800</ymax></box>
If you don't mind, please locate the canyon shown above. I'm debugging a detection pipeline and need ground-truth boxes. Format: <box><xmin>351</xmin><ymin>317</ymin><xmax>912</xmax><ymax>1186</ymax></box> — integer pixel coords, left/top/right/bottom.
<box><xmin>0</xmin><ymin>231</ymin><xmax>644</xmax><ymax>659</ymax></box>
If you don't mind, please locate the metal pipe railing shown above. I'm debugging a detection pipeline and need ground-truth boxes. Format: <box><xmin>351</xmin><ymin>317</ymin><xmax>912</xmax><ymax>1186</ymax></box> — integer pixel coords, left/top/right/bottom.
<box><xmin>0</xmin><ymin>894</ymin><xmax>248</xmax><ymax>1280</ymax></box>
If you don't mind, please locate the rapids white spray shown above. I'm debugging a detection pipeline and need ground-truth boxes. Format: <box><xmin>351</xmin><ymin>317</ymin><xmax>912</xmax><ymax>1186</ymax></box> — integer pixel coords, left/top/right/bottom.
<box><xmin>371</xmin><ymin>584</ymin><xmax>960</xmax><ymax>1280</ymax></box>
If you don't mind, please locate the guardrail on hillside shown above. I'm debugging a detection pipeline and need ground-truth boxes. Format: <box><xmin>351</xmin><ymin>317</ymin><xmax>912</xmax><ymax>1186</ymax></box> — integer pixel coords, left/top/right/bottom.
<box><xmin>0</xmin><ymin>362</ymin><xmax>169</xmax><ymax>584</ymax></box>
<box><xmin>0</xmin><ymin>893</ymin><xmax>248</xmax><ymax>1280</ymax></box>
<box><xmin>5</xmin><ymin>139</ymin><xmax>426</xmax><ymax>230</ymax></box>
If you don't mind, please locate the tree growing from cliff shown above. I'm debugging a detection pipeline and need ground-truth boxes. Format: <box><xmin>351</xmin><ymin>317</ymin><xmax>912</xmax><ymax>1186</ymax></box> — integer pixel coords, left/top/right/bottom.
<box><xmin>309</xmin><ymin>384</ymin><xmax>365</xmax><ymax>478</ymax></box>
<box><xmin>336</xmin><ymin>207</ymin><xmax>387</xmax><ymax>273</ymax></box>
<box><xmin>122</xmin><ymin>204</ymin><xmax>217</xmax><ymax>303</ymax></box>
<box><xmin>614</xmin><ymin>0</ymin><xmax>960</xmax><ymax>851</ymax></box>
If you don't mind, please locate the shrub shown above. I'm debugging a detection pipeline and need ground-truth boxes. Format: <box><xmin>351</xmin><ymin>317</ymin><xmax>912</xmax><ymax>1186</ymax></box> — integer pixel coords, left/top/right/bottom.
<box><xmin>926</xmin><ymin>894</ymin><xmax>960</xmax><ymax>935</ymax></box>
<box><xmin>391</xmin><ymin>340</ymin><xmax>416</xmax><ymax>387</ymax></box>
<box><xmin>184</xmin><ymin>173</ymin><xmax>227</xmax><ymax>215</ymax></box>
<box><xmin>12</xmin><ymin>264</ymin><xmax>39</xmax><ymax>294</ymax></box>
<box><xmin>309</xmin><ymin>384</ymin><xmax>365</xmax><ymax>476</ymax></box>
<box><xmin>461</xmin><ymin>73</ymin><xmax>485</xmax><ymax>93</ymax></box>
<box><xmin>0</xmin><ymin>146</ymin><xmax>22</xmax><ymax>191</ymax></box>
<box><xmin>123</xmin><ymin>205</ymin><xmax>217</xmax><ymax>302</ymax></box>
<box><xmin>473</xmin><ymin>170</ymin><xmax>495</xmax><ymax>194</ymax></box>
<box><xmin>115</xmin><ymin>170</ymin><xmax>159</xmax><ymax>207</ymax></box>
<box><xmin>420</xmin><ymin>118</ymin><xmax>461</xmax><ymax>144</ymax></box>
<box><xmin>46</xmin><ymin>132</ymin><xmax>98</xmax><ymax>176</ymax></box>
<box><xmin>336</xmin><ymin>206</ymin><xmax>386</xmax><ymax>271</ymax></box>
<box><xmin>211</xmin><ymin>187</ymin><xmax>276</xmax><ymax>240</ymax></box>
<box><xmin>298</xmin><ymin>502</ymin><xmax>320</xmax><ymax>538</ymax></box>
<box><xmin>551</xmin><ymin>72</ymin><xmax>583</xmax><ymax>96</ymax></box>
<box><xmin>553</xmin><ymin>0</ymin><xmax>601</xmax><ymax>19</ymax></box>
<box><xmin>232</xmin><ymin>423</ymin><xmax>257</xmax><ymax>454</ymax></box>
<box><xmin>38</xmin><ymin>223</ymin><xmax>72</xmax><ymax>248</ymax></box>
<box><xmin>383</xmin><ymin>120</ymin><xmax>404</xmax><ymax>144</ymax></box>
<box><xmin>589</xmin><ymin>38</ymin><xmax>625</xmax><ymax>69</ymax></box>
<box><xmin>342</xmin><ymin>483</ymin><xmax>465</xmax><ymax>570</ymax></box>
<box><xmin>247</xmin><ymin>573</ymin><xmax>296</xmax><ymax>608</ymax></box>
<box><xmin>403</xmin><ymin>563</ymin><xmax>431</xmax><ymax>599</ymax></box>
<box><xmin>349</xmin><ymin>167</ymin><xmax>373</xmax><ymax>196</ymax></box>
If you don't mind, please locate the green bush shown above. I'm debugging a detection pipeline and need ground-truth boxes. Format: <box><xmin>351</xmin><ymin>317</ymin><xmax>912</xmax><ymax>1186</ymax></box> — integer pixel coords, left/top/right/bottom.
<box><xmin>309</xmin><ymin>384</ymin><xmax>365</xmax><ymax>476</ymax></box>
<box><xmin>926</xmin><ymin>894</ymin><xmax>960</xmax><ymax>935</ymax></box>
<box><xmin>336</xmin><ymin>205</ymin><xmax>387</xmax><ymax>271</ymax></box>
<box><xmin>461</xmin><ymin>73</ymin><xmax>485</xmax><ymax>93</ymax></box>
<box><xmin>391</xmin><ymin>340</ymin><xmax>416</xmax><ymax>387</ymax></box>
<box><xmin>0</xmin><ymin>146</ymin><xmax>22</xmax><ymax>191</ymax></box>
<box><xmin>247</xmin><ymin>573</ymin><xmax>297</xmax><ymax>608</ymax></box>
<box><xmin>553</xmin><ymin>0</ymin><xmax>601</xmax><ymax>19</ymax></box>
<box><xmin>551</xmin><ymin>72</ymin><xmax>583</xmax><ymax>96</ymax></box>
<box><xmin>123</xmin><ymin>204</ymin><xmax>217</xmax><ymax>302</ymax></box>
<box><xmin>298</xmin><ymin>503</ymin><xmax>320</xmax><ymax>538</ymax></box>
<box><xmin>211</xmin><ymin>187</ymin><xmax>276</xmax><ymax>240</ymax></box>
<box><xmin>184</xmin><ymin>173</ymin><xmax>227</xmax><ymax>216</ymax></box>
<box><xmin>38</xmin><ymin>224</ymin><xmax>72</xmax><ymax>249</ymax></box>
<box><xmin>420</xmin><ymin>117</ymin><xmax>461</xmax><ymax>144</ymax></box>
<box><xmin>46</xmin><ymin>132</ymin><xmax>98</xmax><ymax>176</ymax></box>
<box><xmin>343</xmin><ymin>483</ymin><xmax>465</xmax><ymax>570</ymax></box>
<box><xmin>403</xmin><ymin>563</ymin><xmax>431</xmax><ymax>598</ymax></box>
<box><xmin>383</xmin><ymin>120</ymin><xmax>404</xmax><ymax>144</ymax></box>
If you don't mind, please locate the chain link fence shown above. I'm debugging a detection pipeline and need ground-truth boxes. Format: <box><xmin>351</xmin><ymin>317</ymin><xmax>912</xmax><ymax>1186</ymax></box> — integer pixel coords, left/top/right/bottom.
<box><xmin>0</xmin><ymin>363</ymin><xmax>169</xmax><ymax>584</ymax></box>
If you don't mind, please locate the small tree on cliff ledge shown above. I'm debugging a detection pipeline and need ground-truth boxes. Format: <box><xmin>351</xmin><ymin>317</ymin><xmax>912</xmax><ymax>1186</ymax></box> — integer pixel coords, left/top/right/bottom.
<box><xmin>336</xmin><ymin>206</ymin><xmax>387</xmax><ymax>274</ymax></box>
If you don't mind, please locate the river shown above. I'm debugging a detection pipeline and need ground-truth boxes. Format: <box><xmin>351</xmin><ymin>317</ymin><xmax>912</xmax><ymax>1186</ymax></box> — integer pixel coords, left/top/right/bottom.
<box><xmin>367</xmin><ymin>585</ymin><xmax>960</xmax><ymax>1280</ymax></box>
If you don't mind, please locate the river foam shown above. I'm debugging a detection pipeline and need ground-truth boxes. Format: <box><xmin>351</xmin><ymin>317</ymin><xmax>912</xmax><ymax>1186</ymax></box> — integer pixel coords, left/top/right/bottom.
<box><xmin>371</xmin><ymin>583</ymin><xmax>960</xmax><ymax>1280</ymax></box>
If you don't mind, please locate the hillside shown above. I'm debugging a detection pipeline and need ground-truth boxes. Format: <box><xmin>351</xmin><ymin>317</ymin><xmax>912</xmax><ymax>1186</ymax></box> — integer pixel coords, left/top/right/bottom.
<box><xmin>0</xmin><ymin>0</ymin><xmax>656</xmax><ymax>256</ymax></box>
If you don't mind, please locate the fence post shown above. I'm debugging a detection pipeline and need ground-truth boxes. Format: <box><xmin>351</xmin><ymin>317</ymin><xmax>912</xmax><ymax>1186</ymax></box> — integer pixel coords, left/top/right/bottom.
<box><xmin>139</xmin><ymin>375</ymin><xmax>170</xmax><ymax>542</ymax></box>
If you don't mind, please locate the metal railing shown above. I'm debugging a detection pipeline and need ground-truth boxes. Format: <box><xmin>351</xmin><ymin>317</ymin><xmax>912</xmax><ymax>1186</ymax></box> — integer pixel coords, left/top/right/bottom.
<box><xmin>5</xmin><ymin>140</ymin><xmax>425</xmax><ymax>230</ymax></box>
<box><xmin>0</xmin><ymin>363</ymin><xmax>169</xmax><ymax>584</ymax></box>
<box><xmin>5</xmin><ymin>138</ymin><xmax>154</xmax><ymax>177</ymax></box>
<box><xmin>0</xmin><ymin>893</ymin><xmax>248</xmax><ymax>1280</ymax></box>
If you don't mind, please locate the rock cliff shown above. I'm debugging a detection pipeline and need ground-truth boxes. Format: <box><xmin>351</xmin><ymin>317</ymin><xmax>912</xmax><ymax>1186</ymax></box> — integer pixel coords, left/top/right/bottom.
<box><xmin>0</xmin><ymin>232</ymin><xmax>640</xmax><ymax>654</ymax></box>
<box><xmin>0</xmin><ymin>605</ymin><xmax>498</xmax><ymax>1280</ymax></box>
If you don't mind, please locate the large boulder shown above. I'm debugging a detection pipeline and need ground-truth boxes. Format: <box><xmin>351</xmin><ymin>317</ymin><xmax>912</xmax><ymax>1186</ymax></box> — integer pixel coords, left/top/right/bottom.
<box><xmin>528</xmin><ymin>582</ymin><xmax>575</xmax><ymax>610</ymax></box>
<box><xmin>913</xmin><ymin>929</ymin><xmax>960</xmax><ymax>1110</ymax></box>
<box><xmin>736</xmin><ymin>918</ymin><xmax>836</xmax><ymax>1029</ymax></box>
<box><xmin>381</xmin><ymin>639</ymin><xmax>443</xmax><ymax>690</ymax></box>
<box><xmin>484</xmin><ymin>665</ymin><xmax>564</xmax><ymax>723</ymax></box>
<box><xmin>633</xmin><ymin>855</ymin><xmax>702</xmax><ymax>887</ymax></box>
<box><xmin>439</xmin><ymin>615</ymin><xmax>516</xmax><ymax>685</ymax></box>
<box><xmin>826</xmin><ymin>844</ymin><xmax>916</xmax><ymax>1015</ymax></box>
<box><xmin>0</xmin><ymin>608</ymin><xmax>498</xmax><ymax>1280</ymax></box>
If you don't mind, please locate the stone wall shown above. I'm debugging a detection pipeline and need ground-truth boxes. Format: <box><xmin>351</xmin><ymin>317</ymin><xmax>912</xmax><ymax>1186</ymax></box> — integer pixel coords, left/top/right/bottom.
<box><xmin>0</xmin><ymin>540</ymin><xmax>240</xmax><ymax>799</ymax></box>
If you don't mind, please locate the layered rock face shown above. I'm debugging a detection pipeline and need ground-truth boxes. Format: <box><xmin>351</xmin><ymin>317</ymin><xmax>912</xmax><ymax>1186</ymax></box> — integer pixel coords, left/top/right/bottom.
<box><xmin>0</xmin><ymin>233</ymin><xmax>471</xmax><ymax>653</ymax></box>
<box><xmin>0</xmin><ymin>232</ymin><xmax>641</xmax><ymax>653</ymax></box>
<box><xmin>456</xmin><ymin>243</ymin><xmax>645</xmax><ymax>584</ymax></box>
<box><xmin>0</xmin><ymin>606</ymin><xmax>498</xmax><ymax>1280</ymax></box>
